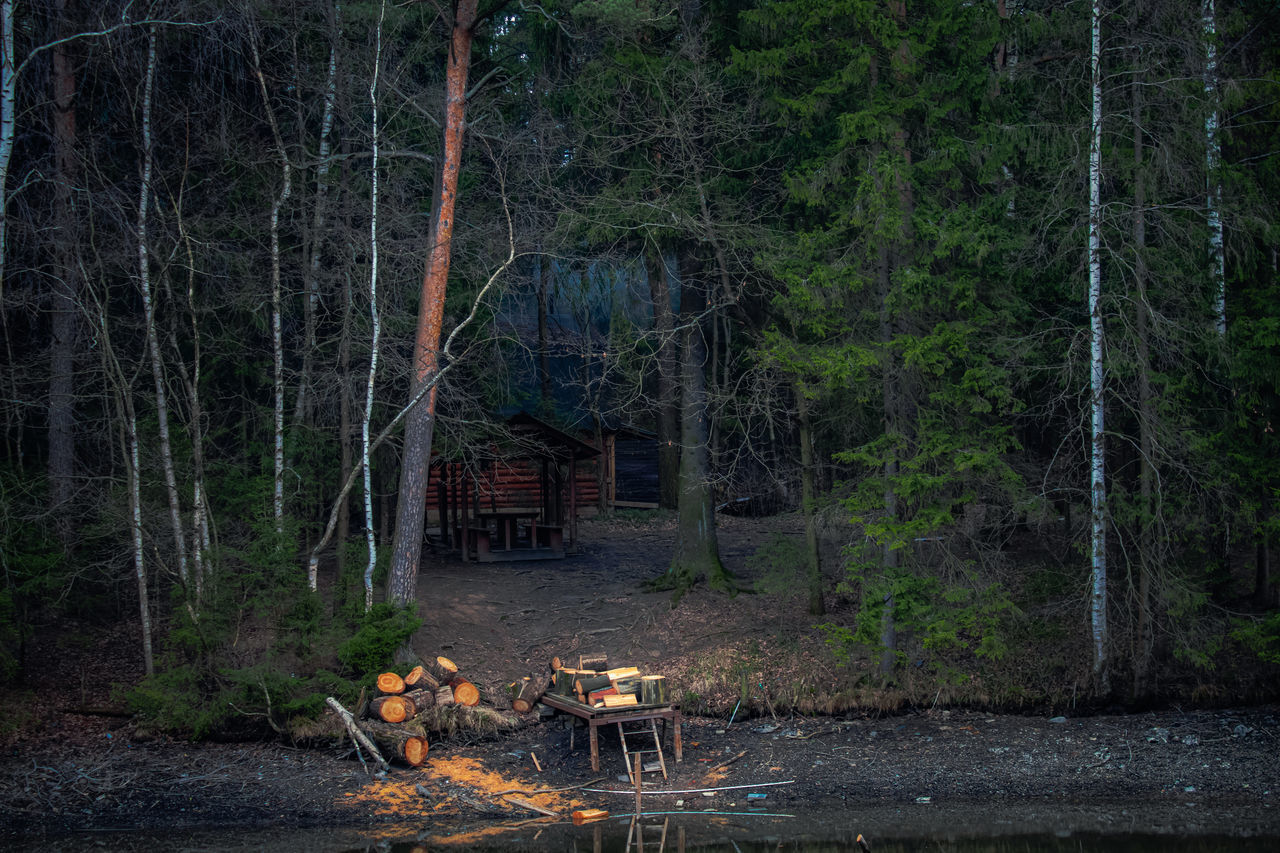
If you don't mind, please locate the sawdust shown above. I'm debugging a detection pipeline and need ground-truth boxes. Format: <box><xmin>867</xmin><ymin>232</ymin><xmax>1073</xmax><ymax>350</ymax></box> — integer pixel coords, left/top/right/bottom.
<box><xmin>338</xmin><ymin>755</ymin><xmax>590</xmax><ymax>822</ymax></box>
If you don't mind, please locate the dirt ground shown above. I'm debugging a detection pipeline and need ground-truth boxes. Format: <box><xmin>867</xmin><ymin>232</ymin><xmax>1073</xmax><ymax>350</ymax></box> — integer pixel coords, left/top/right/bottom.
<box><xmin>2</xmin><ymin>514</ymin><xmax>1279</xmax><ymax>845</ymax></box>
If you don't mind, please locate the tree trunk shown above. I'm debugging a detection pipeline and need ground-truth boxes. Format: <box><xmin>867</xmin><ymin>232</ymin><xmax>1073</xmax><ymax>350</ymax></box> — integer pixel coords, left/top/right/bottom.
<box><xmin>646</xmin><ymin>245</ymin><xmax>679</xmax><ymax>510</ymax></box>
<box><xmin>537</xmin><ymin>251</ymin><xmax>552</xmax><ymax>408</ymax></box>
<box><xmin>48</xmin><ymin>0</ymin><xmax>80</xmax><ymax>540</ymax></box>
<box><xmin>387</xmin><ymin>0</ymin><xmax>479</xmax><ymax>607</ymax></box>
<box><xmin>1088</xmin><ymin>0</ymin><xmax>1109</xmax><ymax>692</ymax></box>
<box><xmin>795</xmin><ymin>385</ymin><xmax>824</xmax><ymax>616</ymax></box>
<box><xmin>293</xmin><ymin>1</ymin><xmax>341</xmax><ymax>424</ymax></box>
<box><xmin>1203</xmin><ymin>0</ymin><xmax>1226</xmax><ymax>336</ymax></box>
<box><xmin>137</xmin><ymin>26</ymin><xmax>189</xmax><ymax>589</ymax></box>
<box><xmin>663</xmin><ymin>246</ymin><xmax>729</xmax><ymax>598</ymax></box>
<box><xmin>1131</xmin><ymin>24</ymin><xmax>1154</xmax><ymax>699</ymax></box>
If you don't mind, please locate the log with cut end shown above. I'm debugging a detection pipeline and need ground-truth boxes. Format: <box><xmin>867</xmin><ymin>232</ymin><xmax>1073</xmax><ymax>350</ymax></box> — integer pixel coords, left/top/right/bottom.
<box><xmin>370</xmin><ymin>694</ymin><xmax>413</xmax><ymax>723</ymax></box>
<box><xmin>601</xmin><ymin>693</ymin><xmax>638</xmax><ymax>708</ymax></box>
<box><xmin>578</xmin><ymin>652</ymin><xmax>608</xmax><ymax>671</ymax></box>
<box><xmin>640</xmin><ymin>675</ymin><xmax>668</xmax><ymax>706</ymax></box>
<box><xmin>376</xmin><ymin>672</ymin><xmax>405</xmax><ymax>694</ymax></box>
<box><xmin>575</xmin><ymin>674</ymin><xmax>612</xmax><ymax>699</ymax></box>
<box><xmin>434</xmin><ymin>684</ymin><xmax>456</xmax><ymax>707</ymax></box>
<box><xmin>604</xmin><ymin>666</ymin><xmax>640</xmax><ymax>682</ymax></box>
<box><xmin>449</xmin><ymin>676</ymin><xmax>481</xmax><ymax>707</ymax></box>
<box><xmin>613</xmin><ymin>676</ymin><xmax>640</xmax><ymax>696</ymax></box>
<box><xmin>572</xmin><ymin>808</ymin><xmax>609</xmax><ymax>824</ymax></box>
<box><xmin>512</xmin><ymin>675</ymin><xmax>548</xmax><ymax>714</ymax></box>
<box><xmin>549</xmin><ymin>656</ymin><xmax>562</xmax><ymax>672</ymax></box>
<box><xmin>362</xmin><ymin>719</ymin><xmax>429</xmax><ymax>766</ymax></box>
<box><xmin>403</xmin><ymin>688</ymin><xmax>436</xmax><ymax>715</ymax></box>
<box><xmin>427</xmin><ymin>656</ymin><xmax>459</xmax><ymax>684</ymax></box>
<box><xmin>404</xmin><ymin>665</ymin><xmax>440</xmax><ymax>692</ymax></box>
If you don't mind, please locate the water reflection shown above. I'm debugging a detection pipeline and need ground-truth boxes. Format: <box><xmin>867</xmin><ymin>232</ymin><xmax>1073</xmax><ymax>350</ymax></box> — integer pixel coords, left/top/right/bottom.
<box><xmin>8</xmin><ymin>807</ymin><xmax>1279</xmax><ymax>852</ymax></box>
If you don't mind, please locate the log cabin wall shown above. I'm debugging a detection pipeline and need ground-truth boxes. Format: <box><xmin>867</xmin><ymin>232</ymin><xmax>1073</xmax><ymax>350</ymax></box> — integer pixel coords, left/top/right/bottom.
<box><xmin>426</xmin><ymin>457</ymin><xmax>601</xmax><ymax>519</ymax></box>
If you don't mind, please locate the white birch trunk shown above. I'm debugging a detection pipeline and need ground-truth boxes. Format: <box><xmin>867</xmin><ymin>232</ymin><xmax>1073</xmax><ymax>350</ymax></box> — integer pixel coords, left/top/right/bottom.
<box><xmin>0</xmin><ymin>0</ymin><xmax>14</xmax><ymax>292</ymax></box>
<box><xmin>363</xmin><ymin>0</ymin><xmax>387</xmax><ymax>612</ymax></box>
<box><xmin>1088</xmin><ymin>0</ymin><xmax>1108</xmax><ymax>689</ymax></box>
<box><xmin>137</xmin><ymin>26</ymin><xmax>189</xmax><ymax>587</ymax></box>
<box><xmin>1203</xmin><ymin>0</ymin><xmax>1226</xmax><ymax>336</ymax></box>
<box><xmin>125</xmin><ymin>392</ymin><xmax>154</xmax><ymax>676</ymax></box>
<box><xmin>294</xmin><ymin>2</ymin><xmax>341</xmax><ymax>424</ymax></box>
<box><xmin>252</xmin><ymin>40</ymin><xmax>292</xmax><ymax>538</ymax></box>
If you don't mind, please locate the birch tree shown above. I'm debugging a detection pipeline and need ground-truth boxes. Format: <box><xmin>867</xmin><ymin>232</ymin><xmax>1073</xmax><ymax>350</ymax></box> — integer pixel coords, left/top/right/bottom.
<box><xmin>362</xmin><ymin>0</ymin><xmax>386</xmax><ymax>611</ymax></box>
<box><xmin>1087</xmin><ymin>0</ymin><xmax>1109</xmax><ymax>690</ymax></box>
<box><xmin>1203</xmin><ymin>0</ymin><xmax>1225</xmax><ymax>336</ymax></box>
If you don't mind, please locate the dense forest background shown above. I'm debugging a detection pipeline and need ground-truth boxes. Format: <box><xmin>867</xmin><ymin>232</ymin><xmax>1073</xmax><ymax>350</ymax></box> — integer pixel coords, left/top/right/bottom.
<box><xmin>2</xmin><ymin>0</ymin><xmax>1279</xmax><ymax>736</ymax></box>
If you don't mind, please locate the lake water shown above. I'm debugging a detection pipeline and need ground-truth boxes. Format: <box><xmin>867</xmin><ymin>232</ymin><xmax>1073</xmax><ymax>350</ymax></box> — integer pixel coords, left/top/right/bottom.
<box><xmin>8</xmin><ymin>802</ymin><xmax>1278</xmax><ymax>851</ymax></box>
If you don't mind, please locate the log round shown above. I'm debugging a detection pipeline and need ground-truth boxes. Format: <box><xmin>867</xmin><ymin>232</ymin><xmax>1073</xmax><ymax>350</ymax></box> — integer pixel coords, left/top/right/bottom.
<box><xmin>640</xmin><ymin>675</ymin><xmax>668</xmax><ymax>706</ymax></box>
<box><xmin>434</xmin><ymin>685</ymin><xmax>456</xmax><ymax>708</ymax></box>
<box><xmin>376</xmin><ymin>672</ymin><xmax>406</xmax><ymax>694</ymax></box>
<box><xmin>404</xmin><ymin>665</ymin><xmax>440</xmax><ymax>692</ymax></box>
<box><xmin>427</xmin><ymin>656</ymin><xmax>459</xmax><ymax>684</ymax></box>
<box><xmin>449</xmin><ymin>677</ymin><xmax>481</xmax><ymax>707</ymax></box>
<box><xmin>512</xmin><ymin>675</ymin><xmax>546</xmax><ymax>714</ymax></box>
<box><xmin>578</xmin><ymin>653</ymin><xmax>608</xmax><ymax>671</ymax></box>
<box><xmin>361</xmin><ymin>720</ymin><xmax>429</xmax><ymax>767</ymax></box>
<box><xmin>370</xmin><ymin>694</ymin><xmax>412</xmax><ymax>723</ymax></box>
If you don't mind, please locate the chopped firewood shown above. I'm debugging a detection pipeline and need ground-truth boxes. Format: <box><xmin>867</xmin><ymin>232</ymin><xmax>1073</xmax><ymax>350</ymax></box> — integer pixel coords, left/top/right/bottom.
<box><xmin>601</xmin><ymin>693</ymin><xmax>638</xmax><ymax>708</ymax></box>
<box><xmin>572</xmin><ymin>808</ymin><xmax>610</xmax><ymax>824</ymax></box>
<box><xmin>370</xmin><ymin>694</ymin><xmax>413</xmax><ymax>723</ymax></box>
<box><xmin>604</xmin><ymin>666</ymin><xmax>640</xmax><ymax>682</ymax></box>
<box><xmin>640</xmin><ymin>675</ymin><xmax>668</xmax><ymax>706</ymax></box>
<box><xmin>578</xmin><ymin>652</ymin><xmax>608</xmax><ymax>671</ymax></box>
<box><xmin>435</xmin><ymin>685</ymin><xmax>456</xmax><ymax>707</ymax></box>
<box><xmin>587</xmin><ymin>686</ymin><xmax>619</xmax><ymax>705</ymax></box>
<box><xmin>376</xmin><ymin>672</ymin><xmax>405</xmax><ymax>694</ymax></box>
<box><xmin>576</xmin><ymin>674</ymin><xmax>612</xmax><ymax>695</ymax></box>
<box><xmin>549</xmin><ymin>656</ymin><xmax>562</xmax><ymax>671</ymax></box>
<box><xmin>613</xmin><ymin>676</ymin><xmax>640</xmax><ymax>695</ymax></box>
<box><xmin>404</xmin><ymin>665</ymin><xmax>440</xmax><ymax>692</ymax></box>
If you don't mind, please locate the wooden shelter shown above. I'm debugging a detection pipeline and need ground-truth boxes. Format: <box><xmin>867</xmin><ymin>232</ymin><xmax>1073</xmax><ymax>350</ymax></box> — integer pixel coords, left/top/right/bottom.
<box><xmin>427</xmin><ymin>413</ymin><xmax>601</xmax><ymax>562</ymax></box>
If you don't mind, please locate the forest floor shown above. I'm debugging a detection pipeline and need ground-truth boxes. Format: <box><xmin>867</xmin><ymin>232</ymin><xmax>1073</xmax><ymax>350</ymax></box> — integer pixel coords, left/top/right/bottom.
<box><xmin>2</xmin><ymin>513</ymin><xmax>1279</xmax><ymax>846</ymax></box>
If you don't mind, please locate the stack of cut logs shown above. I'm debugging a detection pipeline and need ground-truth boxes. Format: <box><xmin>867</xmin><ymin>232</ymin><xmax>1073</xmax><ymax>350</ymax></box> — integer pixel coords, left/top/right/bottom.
<box><xmin>508</xmin><ymin>653</ymin><xmax>668</xmax><ymax>714</ymax></box>
<box><xmin>363</xmin><ymin>655</ymin><xmax>481</xmax><ymax>766</ymax></box>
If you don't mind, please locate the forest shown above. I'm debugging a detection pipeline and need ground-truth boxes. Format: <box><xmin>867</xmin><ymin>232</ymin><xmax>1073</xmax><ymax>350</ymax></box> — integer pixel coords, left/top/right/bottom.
<box><xmin>2</xmin><ymin>0</ymin><xmax>1279</xmax><ymax>738</ymax></box>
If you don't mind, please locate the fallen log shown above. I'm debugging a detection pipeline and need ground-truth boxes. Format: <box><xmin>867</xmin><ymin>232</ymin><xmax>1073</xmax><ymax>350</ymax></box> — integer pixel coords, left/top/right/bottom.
<box><xmin>512</xmin><ymin>674</ymin><xmax>549</xmax><ymax>714</ymax></box>
<box><xmin>505</xmin><ymin>795</ymin><xmax>558</xmax><ymax>817</ymax></box>
<box><xmin>325</xmin><ymin>696</ymin><xmax>389</xmax><ymax>774</ymax></box>
<box><xmin>362</xmin><ymin>719</ymin><xmax>429</xmax><ymax>767</ymax></box>
<box><xmin>435</xmin><ymin>685</ymin><xmax>456</xmax><ymax>707</ymax></box>
<box><xmin>403</xmin><ymin>688</ymin><xmax>436</xmax><ymax>715</ymax></box>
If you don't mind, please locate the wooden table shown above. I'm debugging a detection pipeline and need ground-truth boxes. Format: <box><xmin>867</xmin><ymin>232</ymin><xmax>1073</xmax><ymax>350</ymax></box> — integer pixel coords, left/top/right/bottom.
<box><xmin>541</xmin><ymin>693</ymin><xmax>682</xmax><ymax>772</ymax></box>
<box><xmin>472</xmin><ymin>508</ymin><xmax>541</xmax><ymax>550</ymax></box>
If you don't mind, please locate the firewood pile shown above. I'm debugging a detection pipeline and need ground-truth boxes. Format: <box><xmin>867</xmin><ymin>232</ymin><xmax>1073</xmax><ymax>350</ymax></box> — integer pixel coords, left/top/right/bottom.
<box><xmin>354</xmin><ymin>655</ymin><xmax>483</xmax><ymax>767</ymax></box>
<box><xmin>507</xmin><ymin>652</ymin><xmax>669</xmax><ymax>714</ymax></box>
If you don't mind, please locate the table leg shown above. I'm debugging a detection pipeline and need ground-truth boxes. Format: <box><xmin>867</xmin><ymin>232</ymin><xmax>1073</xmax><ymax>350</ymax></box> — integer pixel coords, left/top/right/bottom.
<box><xmin>673</xmin><ymin>711</ymin><xmax>682</xmax><ymax>761</ymax></box>
<box><xmin>589</xmin><ymin>721</ymin><xmax>600</xmax><ymax>771</ymax></box>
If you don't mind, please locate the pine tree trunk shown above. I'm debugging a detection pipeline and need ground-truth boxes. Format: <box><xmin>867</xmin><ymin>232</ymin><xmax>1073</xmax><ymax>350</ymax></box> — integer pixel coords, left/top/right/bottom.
<box><xmin>1203</xmin><ymin>0</ymin><xmax>1226</xmax><ymax>336</ymax></box>
<box><xmin>387</xmin><ymin>0</ymin><xmax>478</xmax><ymax>607</ymax></box>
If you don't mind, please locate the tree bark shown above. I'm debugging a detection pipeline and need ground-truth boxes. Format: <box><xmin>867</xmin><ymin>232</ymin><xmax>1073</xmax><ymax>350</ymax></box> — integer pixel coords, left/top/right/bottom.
<box><xmin>645</xmin><ymin>245</ymin><xmax>680</xmax><ymax>510</ymax></box>
<box><xmin>48</xmin><ymin>0</ymin><xmax>80</xmax><ymax>540</ymax></box>
<box><xmin>664</xmin><ymin>246</ymin><xmax>729</xmax><ymax>597</ymax></box>
<box><xmin>795</xmin><ymin>386</ymin><xmax>824</xmax><ymax>616</ymax></box>
<box><xmin>1088</xmin><ymin>0</ymin><xmax>1109</xmax><ymax>692</ymax></box>
<box><xmin>387</xmin><ymin>0</ymin><xmax>479</xmax><ymax>607</ymax></box>
<box><xmin>1203</xmin><ymin>0</ymin><xmax>1226</xmax><ymax>336</ymax></box>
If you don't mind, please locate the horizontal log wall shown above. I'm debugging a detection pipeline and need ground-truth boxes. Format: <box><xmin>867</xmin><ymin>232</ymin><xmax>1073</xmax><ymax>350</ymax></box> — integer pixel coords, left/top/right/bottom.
<box><xmin>426</xmin><ymin>457</ymin><xmax>600</xmax><ymax>514</ymax></box>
